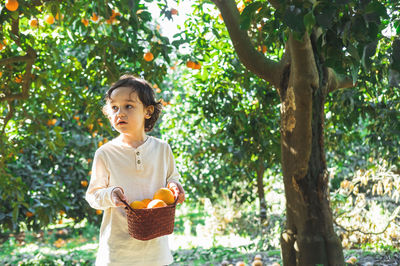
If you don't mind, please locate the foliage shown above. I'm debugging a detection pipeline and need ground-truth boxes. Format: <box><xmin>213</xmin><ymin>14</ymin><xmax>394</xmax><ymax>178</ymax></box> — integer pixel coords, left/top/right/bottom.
<box><xmin>0</xmin><ymin>0</ymin><xmax>176</xmax><ymax>232</ymax></box>
<box><xmin>161</xmin><ymin>2</ymin><xmax>281</xmax><ymax>212</ymax></box>
<box><xmin>332</xmin><ymin>160</ymin><xmax>400</xmax><ymax>250</ymax></box>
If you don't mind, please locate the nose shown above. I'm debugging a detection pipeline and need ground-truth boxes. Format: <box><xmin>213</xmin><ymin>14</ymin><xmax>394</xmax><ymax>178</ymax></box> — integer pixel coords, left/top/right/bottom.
<box><xmin>116</xmin><ymin>108</ymin><xmax>126</xmax><ymax>118</ymax></box>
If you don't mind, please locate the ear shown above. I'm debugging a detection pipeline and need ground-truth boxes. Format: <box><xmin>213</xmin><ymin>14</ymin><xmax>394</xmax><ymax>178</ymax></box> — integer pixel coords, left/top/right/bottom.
<box><xmin>145</xmin><ymin>105</ymin><xmax>154</xmax><ymax>119</ymax></box>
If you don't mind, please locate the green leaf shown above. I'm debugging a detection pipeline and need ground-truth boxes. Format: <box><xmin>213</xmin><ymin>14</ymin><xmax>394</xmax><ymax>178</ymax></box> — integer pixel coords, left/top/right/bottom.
<box><xmin>283</xmin><ymin>6</ymin><xmax>305</xmax><ymax>33</ymax></box>
<box><xmin>361</xmin><ymin>41</ymin><xmax>378</xmax><ymax>70</ymax></box>
<box><xmin>365</xmin><ymin>1</ymin><xmax>388</xmax><ymax>19</ymax></box>
<box><xmin>315</xmin><ymin>6</ymin><xmax>336</xmax><ymax>29</ymax></box>
<box><xmin>303</xmin><ymin>11</ymin><xmax>316</xmax><ymax>33</ymax></box>
<box><xmin>350</xmin><ymin>64</ymin><xmax>360</xmax><ymax>85</ymax></box>
<box><xmin>347</xmin><ymin>44</ymin><xmax>360</xmax><ymax>61</ymax></box>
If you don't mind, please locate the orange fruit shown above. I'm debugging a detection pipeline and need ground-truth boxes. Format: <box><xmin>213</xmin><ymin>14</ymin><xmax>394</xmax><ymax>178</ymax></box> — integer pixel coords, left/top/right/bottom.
<box><xmin>153</xmin><ymin>188</ymin><xmax>175</xmax><ymax>205</ymax></box>
<box><xmin>81</xmin><ymin>18</ymin><xmax>89</xmax><ymax>27</ymax></box>
<box><xmin>262</xmin><ymin>45</ymin><xmax>267</xmax><ymax>53</ymax></box>
<box><xmin>170</xmin><ymin>8</ymin><xmax>178</xmax><ymax>15</ymax></box>
<box><xmin>186</xmin><ymin>60</ymin><xmax>195</xmax><ymax>69</ymax></box>
<box><xmin>141</xmin><ymin>198</ymin><xmax>152</xmax><ymax>207</ymax></box>
<box><xmin>346</xmin><ymin>257</ymin><xmax>357</xmax><ymax>264</ymax></box>
<box><xmin>0</xmin><ymin>72</ymin><xmax>2</xmax><ymax>78</ymax></box>
<box><xmin>91</xmin><ymin>13</ymin><xmax>99</xmax><ymax>22</ymax></box>
<box><xmin>81</xmin><ymin>180</ymin><xmax>88</xmax><ymax>187</ymax></box>
<box><xmin>55</xmin><ymin>13</ymin><xmax>64</xmax><ymax>20</ymax></box>
<box><xmin>96</xmin><ymin>209</ymin><xmax>102</xmax><ymax>215</ymax></box>
<box><xmin>236</xmin><ymin>262</ymin><xmax>246</xmax><ymax>266</ymax></box>
<box><xmin>0</xmin><ymin>43</ymin><xmax>4</xmax><ymax>51</ymax></box>
<box><xmin>238</xmin><ymin>3</ymin><xmax>245</xmax><ymax>13</ymax></box>
<box><xmin>47</xmin><ymin>118</ymin><xmax>57</xmax><ymax>126</ymax></box>
<box><xmin>144</xmin><ymin>52</ymin><xmax>154</xmax><ymax>62</ymax></box>
<box><xmin>5</xmin><ymin>0</ymin><xmax>19</xmax><ymax>11</ymax></box>
<box><xmin>15</xmin><ymin>75</ymin><xmax>22</xmax><ymax>83</ymax></box>
<box><xmin>130</xmin><ymin>201</ymin><xmax>146</xmax><ymax>209</ymax></box>
<box><xmin>26</xmin><ymin>211</ymin><xmax>34</xmax><ymax>217</ymax></box>
<box><xmin>111</xmin><ymin>10</ymin><xmax>121</xmax><ymax>17</ymax></box>
<box><xmin>45</xmin><ymin>14</ymin><xmax>55</xmax><ymax>25</ymax></box>
<box><xmin>193</xmin><ymin>62</ymin><xmax>201</xmax><ymax>69</ymax></box>
<box><xmin>148</xmin><ymin>199</ymin><xmax>167</xmax><ymax>208</ymax></box>
<box><xmin>106</xmin><ymin>17</ymin><xmax>116</xmax><ymax>25</ymax></box>
<box><xmin>29</xmin><ymin>18</ymin><xmax>39</xmax><ymax>28</ymax></box>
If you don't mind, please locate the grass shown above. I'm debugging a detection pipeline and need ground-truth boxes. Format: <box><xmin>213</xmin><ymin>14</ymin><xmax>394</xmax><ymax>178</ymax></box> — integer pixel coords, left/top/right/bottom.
<box><xmin>1</xmin><ymin>200</ymin><xmax>399</xmax><ymax>265</ymax></box>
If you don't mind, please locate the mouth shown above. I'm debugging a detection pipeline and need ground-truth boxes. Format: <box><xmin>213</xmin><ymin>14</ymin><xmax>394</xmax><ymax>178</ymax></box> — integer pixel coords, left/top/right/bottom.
<box><xmin>117</xmin><ymin>121</ymin><xmax>127</xmax><ymax>125</ymax></box>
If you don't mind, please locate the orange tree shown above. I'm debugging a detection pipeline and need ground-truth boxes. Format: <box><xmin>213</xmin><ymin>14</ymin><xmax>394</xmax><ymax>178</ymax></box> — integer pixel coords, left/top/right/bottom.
<box><xmin>160</xmin><ymin>21</ymin><xmax>281</xmax><ymax>228</ymax></box>
<box><xmin>0</xmin><ymin>0</ymin><xmax>176</xmax><ymax>232</ymax></box>
<box><xmin>167</xmin><ymin>0</ymin><xmax>399</xmax><ymax>265</ymax></box>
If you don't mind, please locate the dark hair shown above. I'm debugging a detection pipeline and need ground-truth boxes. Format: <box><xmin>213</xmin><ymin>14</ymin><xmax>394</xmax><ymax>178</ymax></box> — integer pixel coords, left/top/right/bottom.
<box><xmin>103</xmin><ymin>74</ymin><xmax>162</xmax><ymax>132</ymax></box>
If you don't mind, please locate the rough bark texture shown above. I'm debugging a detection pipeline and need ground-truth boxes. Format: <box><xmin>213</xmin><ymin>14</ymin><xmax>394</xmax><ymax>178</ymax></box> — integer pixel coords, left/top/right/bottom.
<box><xmin>256</xmin><ymin>158</ymin><xmax>267</xmax><ymax>223</ymax></box>
<box><xmin>279</xmin><ymin>34</ymin><xmax>344</xmax><ymax>266</ymax></box>
<box><xmin>212</xmin><ymin>0</ymin><xmax>350</xmax><ymax>264</ymax></box>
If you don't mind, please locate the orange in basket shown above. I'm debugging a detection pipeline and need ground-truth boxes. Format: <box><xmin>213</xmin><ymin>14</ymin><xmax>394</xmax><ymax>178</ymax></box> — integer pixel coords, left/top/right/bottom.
<box><xmin>153</xmin><ymin>188</ymin><xmax>175</xmax><ymax>205</ymax></box>
<box><xmin>120</xmin><ymin>192</ymin><xmax>178</xmax><ymax>241</ymax></box>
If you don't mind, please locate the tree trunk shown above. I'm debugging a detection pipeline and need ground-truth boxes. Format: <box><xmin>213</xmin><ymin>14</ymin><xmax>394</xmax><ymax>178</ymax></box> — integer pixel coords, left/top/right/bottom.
<box><xmin>256</xmin><ymin>157</ymin><xmax>267</xmax><ymax>224</ymax></box>
<box><xmin>277</xmin><ymin>33</ymin><xmax>344</xmax><ymax>265</ymax></box>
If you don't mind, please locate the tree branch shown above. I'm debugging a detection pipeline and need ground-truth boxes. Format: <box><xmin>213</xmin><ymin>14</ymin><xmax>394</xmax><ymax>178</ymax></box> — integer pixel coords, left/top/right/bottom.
<box><xmin>288</xmin><ymin>32</ymin><xmax>319</xmax><ymax>90</ymax></box>
<box><xmin>1</xmin><ymin>101</ymin><xmax>15</xmax><ymax>136</ymax></box>
<box><xmin>266</xmin><ymin>0</ymin><xmax>282</xmax><ymax>11</ymax></box>
<box><xmin>0</xmin><ymin>55</ymin><xmax>34</xmax><ymax>66</ymax></box>
<box><xmin>327</xmin><ymin>68</ymin><xmax>355</xmax><ymax>93</ymax></box>
<box><xmin>1</xmin><ymin>16</ymin><xmax>37</xmax><ymax>103</ymax></box>
<box><xmin>334</xmin><ymin>205</ymin><xmax>400</xmax><ymax>235</ymax></box>
<box><xmin>212</xmin><ymin>0</ymin><xmax>282</xmax><ymax>87</ymax></box>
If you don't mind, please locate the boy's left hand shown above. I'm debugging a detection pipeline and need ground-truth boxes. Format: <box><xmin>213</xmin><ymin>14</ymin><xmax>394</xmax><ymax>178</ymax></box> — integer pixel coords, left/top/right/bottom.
<box><xmin>167</xmin><ymin>182</ymin><xmax>185</xmax><ymax>204</ymax></box>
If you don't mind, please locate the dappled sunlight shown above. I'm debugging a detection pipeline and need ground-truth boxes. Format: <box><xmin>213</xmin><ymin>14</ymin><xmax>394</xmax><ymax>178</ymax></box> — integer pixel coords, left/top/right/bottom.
<box><xmin>170</xmin><ymin>234</ymin><xmax>253</xmax><ymax>250</ymax></box>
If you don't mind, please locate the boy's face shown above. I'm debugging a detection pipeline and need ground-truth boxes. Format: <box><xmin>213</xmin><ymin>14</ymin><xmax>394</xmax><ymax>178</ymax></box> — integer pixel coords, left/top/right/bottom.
<box><xmin>106</xmin><ymin>86</ymin><xmax>154</xmax><ymax>135</ymax></box>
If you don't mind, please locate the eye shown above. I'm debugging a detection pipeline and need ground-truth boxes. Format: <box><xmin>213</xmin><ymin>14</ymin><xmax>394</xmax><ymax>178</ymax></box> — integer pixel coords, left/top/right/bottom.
<box><xmin>126</xmin><ymin>105</ymin><xmax>133</xmax><ymax>109</ymax></box>
<box><xmin>111</xmin><ymin>106</ymin><xmax>118</xmax><ymax>111</ymax></box>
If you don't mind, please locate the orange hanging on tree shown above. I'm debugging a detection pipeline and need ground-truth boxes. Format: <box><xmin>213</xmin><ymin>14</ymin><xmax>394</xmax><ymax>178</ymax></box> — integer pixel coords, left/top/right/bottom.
<box><xmin>5</xmin><ymin>0</ymin><xmax>19</xmax><ymax>12</ymax></box>
<box><xmin>29</xmin><ymin>18</ymin><xmax>39</xmax><ymax>28</ymax></box>
<box><xmin>143</xmin><ymin>52</ymin><xmax>154</xmax><ymax>62</ymax></box>
<box><xmin>91</xmin><ymin>13</ymin><xmax>99</xmax><ymax>22</ymax></box>
<box><xmin>186</xmin><ymin>60</ymin><xmax>195</xmax><ymax>69</ymax></box>
<box><xmin>81</xmin><ymin>18</ymin><xmax>89</xmax><ymax>27</ymax></box>
<box><xmin>45</xmin><ymin>14</ymin><xmax>55</xmax><ymax>25</ymax></box>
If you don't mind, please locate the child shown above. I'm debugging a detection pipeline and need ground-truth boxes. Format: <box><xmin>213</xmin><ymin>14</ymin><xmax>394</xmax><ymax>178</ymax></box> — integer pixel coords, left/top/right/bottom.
<box><xmin>85</xmin><ymin>74</ymin><xmax>185</xmax><ymax>266</ymax></box>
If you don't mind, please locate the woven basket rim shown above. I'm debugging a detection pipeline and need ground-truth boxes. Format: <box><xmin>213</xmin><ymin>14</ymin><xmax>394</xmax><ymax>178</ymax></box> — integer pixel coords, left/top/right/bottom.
<box><xmin>121</xmin><ymin>198</ymin><xmax>178</xmax><ymax>213</ymax></box>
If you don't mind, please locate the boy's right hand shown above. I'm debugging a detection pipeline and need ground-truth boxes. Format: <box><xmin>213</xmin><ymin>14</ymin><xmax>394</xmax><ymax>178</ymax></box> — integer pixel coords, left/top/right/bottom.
<box><xmin>111</xmin><ymin>187</ymin><xmax>127</xmax><ymax>207</ymax></box>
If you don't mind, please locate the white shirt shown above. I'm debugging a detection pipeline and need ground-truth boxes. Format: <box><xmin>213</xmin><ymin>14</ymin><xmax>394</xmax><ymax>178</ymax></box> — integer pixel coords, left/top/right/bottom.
<box><xmin>85</xmin><ymin>135</ymin><xmax>180</xmax><ymax>266</ymax></box>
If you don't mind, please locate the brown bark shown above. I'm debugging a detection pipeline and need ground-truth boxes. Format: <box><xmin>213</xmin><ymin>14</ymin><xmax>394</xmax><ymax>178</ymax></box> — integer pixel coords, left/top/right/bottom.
<box><xmin>211</xmin><ymin>0</ymin><xmax>284</xmax><ymax>87</ymax></box>
<box><xmin>211</xmin><ymin>1</ymin><xmax>354</xmax><ymax>264</ymax></box>
<box><xmin>279</xmin><ymin>33</ymin><xmax>344</xmax><ymax>266</ymax></box>
<box><xmin>256</xmin><ymin>157</ymin><xmax>267</xmax><ymax>223</ymax></box>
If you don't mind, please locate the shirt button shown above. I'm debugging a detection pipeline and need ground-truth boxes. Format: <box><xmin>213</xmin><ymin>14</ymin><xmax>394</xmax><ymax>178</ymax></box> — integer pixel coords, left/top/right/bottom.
<box><xmin>137</xmin><ymin>160</ymin><xmax>141</xmax><ymax>164</ymax></box>
<box><xmin>136</xmin><ymin>151</ymin><xmax>140</xmax><ymax>156</ymax></box>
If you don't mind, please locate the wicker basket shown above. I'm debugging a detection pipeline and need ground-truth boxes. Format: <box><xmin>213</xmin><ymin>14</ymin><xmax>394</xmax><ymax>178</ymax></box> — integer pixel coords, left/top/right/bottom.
<box><xmin>121</xmin><ymin>199</ymin><xmax>177</xmax><ymax>241</ymax></box>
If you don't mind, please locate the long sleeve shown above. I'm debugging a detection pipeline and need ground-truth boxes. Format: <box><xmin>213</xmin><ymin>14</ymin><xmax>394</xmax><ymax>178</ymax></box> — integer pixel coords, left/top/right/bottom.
<box><xmin>85</xmin><ymin>150</ymin><xmax>119</xmax><ymax>210</ymax></box>
<box><xmin>166</xmin><ymin>144</ymin><xmax>181</xmax><ymax>184</ymax></box>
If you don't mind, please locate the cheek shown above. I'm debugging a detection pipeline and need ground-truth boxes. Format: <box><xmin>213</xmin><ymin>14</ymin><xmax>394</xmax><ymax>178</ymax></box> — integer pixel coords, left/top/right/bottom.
<box><xmin>108</xmin><ymin>113</ymin><xmax>116</xmax><ymax>122</ymax></box>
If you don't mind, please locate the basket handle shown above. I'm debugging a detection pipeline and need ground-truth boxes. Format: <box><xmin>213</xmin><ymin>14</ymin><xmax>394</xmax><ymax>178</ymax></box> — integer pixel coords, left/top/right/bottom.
<box><xmin>119</xmin><ymin>197</ymin><xmax>135</xmax><ymax>212</ymax></box>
